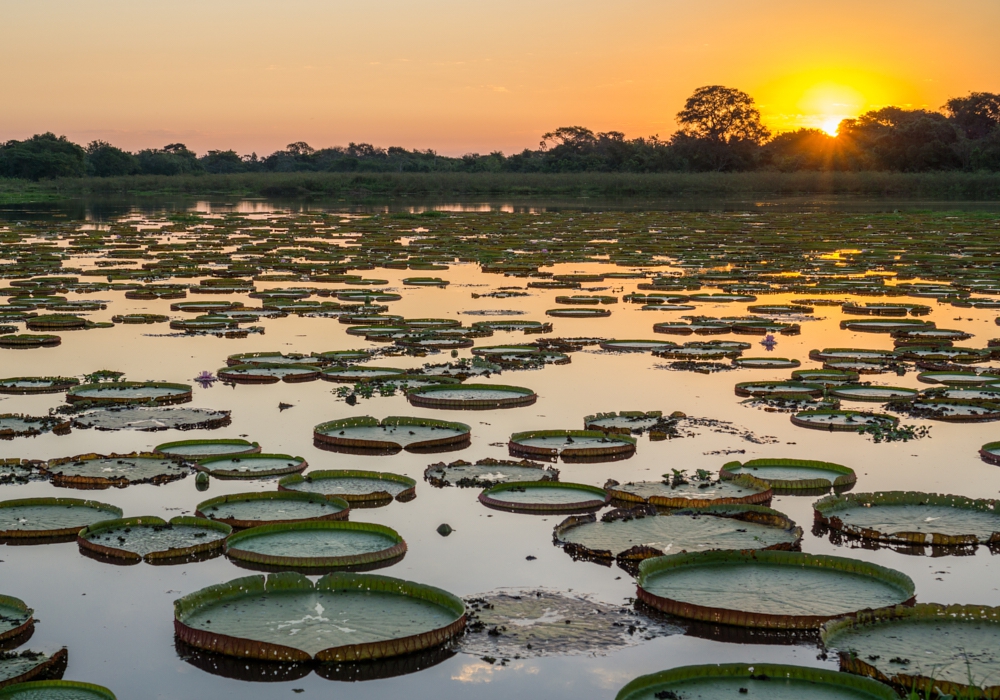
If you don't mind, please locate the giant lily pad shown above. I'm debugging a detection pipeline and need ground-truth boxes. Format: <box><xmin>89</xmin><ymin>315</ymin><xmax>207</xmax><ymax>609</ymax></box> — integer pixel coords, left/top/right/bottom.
<box><xmin>313</xmin><ymin>416</ymin><xmax>471</xmax><ymax>454</ymax></box>
<box><xmin>423</xmin><ymin>458</ymin><xmax>559</xmax><ymax>488</ymax></box>
<box><xmin>821</xmin><ymin>603</ymin><xmax>1000</xmax><ymax>698</ymax></box>
<box><xmin>217</xmin><ymin>364</ymin><xmax>320</xmax><ymax>383</ymax></box>
<box><xmin>78</xmin><ymin>516</ymin><xmax>230</xmax><ymax>563</ymax></box>
<box><xmin>980</xmin><ymin>440</ymin><xmax>1000</xmax><ymax>466</ymax></box>
<box><xmin>829</xmin><ymin>385</ymin><xmax>918</xmax><ymax>402</ymax></box>
<box><xmin>173</xmin><ymin>572</ymin><xmax>466</xmax><ymax>661</ymax></box>
<box><xmin>814</xmin><ymin>491</ymin><xmax>1000</xmax><ymax>547</ymax></box>
<box><xmin>0</xmin><ymin>649</ymin><xmax>68</xmax><ymax>690</ymax></box>
<box><xmin>583</xmin><ymin>411</ymin><xmax>666</xmax><ymax>435</ymax></box>
<box><xmin>71</xmin><ymin>407</ymin><xmax>231</xmax><ymax>432</ymax></box>
<box><xmin>615</xmin><ymin>663</ymin><xmax>897</xmax><ymax>700</ymax></box>
<box><xmin>194</xmin><ymin>454</ymin><xmax>306</xmax><ymax>479</ymax></box>
<box><xmin>407</xmin><ymin>383</ymin><xmax>537</xmax><ymax>410</ymax></box>
<box><xmin>65</xmin><ymin>382</ymin><xmax>192</xmax><ymax>405</ymax></box>
<box><xmin>0</xmin><ymin>335</ymin><xmax>60</xmax><ymax>349</ymax></box>
<box><xmin>0</xmin><ymin>596</ymin><xmax>32</xmax><ymax>644</ymax></box>
<box><xmin>225</xmin><ymin>521</ymin><xmax>406</xmax><ymax>571</ymax></box>
<box><xmin>735</xmin><ymin>381</ymin><xmax>823</xmax><ymax>398</ymax></box>
<box><xmin>0</xmin><ymin>680</ymin><xmax>115</xmax><ymax>699</ymax></box>
<box><xmin>0</xmin><ymin>415</ymin><xmax>69</xmax><ymax>440</ymax></box>
<box><xmin>479</xmin><ymin>481</ymin><xmax>608</xmax><ymax>514</ymax></box>
<box><xmin>154</xmin><ymin>439</ymin><xmax>260</xmax><ymax>458</ymax></box>
<box><xmin>43</xmin><ymin>453</ymin><xmax>189</xmax><ymax>488</ymax></box>
<box><xmin>0</xmin><ymin>498</ymin><xmax>122</xmax><ymax>539</ymax></box>
<box><xmin>555</xmin><ymin>505</ymin><xmax>801</xmax><ymax>566</ymax></box>
<box><xmin>916</xmin><ymin>371</ymin><xmax>1000</xmax><ymax>386</ymax></box>
<box><xmin>319</xmin><ymin>366</ymin><xmax>407</xmax><ymax>383</ymax></box>
<box><xmin>545</xmin><ymin>307</ymin><xmax>610</xmax><ymax>318</ymax></box>
<box><xmin>226</xmin><ymin>352</ymin><xmax>324</xmax><ymax>367</ymax></box>
<box><xmin>721</xmin><ymin>458</ymin><xmax>857</xmax><ymax>492</ymax></box>
<box><xmin>605</xmin><ymin>473</ymin><xmax>773</xmax><ymax>508</ymax></box>
<box><xmin>636</xmin><ymin>550</ymin><xmax>914</xmax><ymax>629</ymax></box>
<box><xmin>0</xmin><ymin>378</ymin><xmax>78</xmax><ymax>395</ymax></box>
<box><xmin>279</xmin><ymin>470</ymin><xmax>416</xmax><ymax>505</ymax></box>
<box><xmin>599</xmin><ymin>340</ymin><xmax>676</xmax><ymax>352</ymax></box>
<box><xmin>195</xmin><ymin>491</ymin><xmax>349</xmax><ymax>528</ymax></box>
<box><xmin>508</xmin><ymin>430</ymin><xmax>636</xmax><ymax>462</ymax></box>
<box><xmin>791</xmin><ymin>410</ymin><xmax>898</xmax><ymax>431</ymax></box>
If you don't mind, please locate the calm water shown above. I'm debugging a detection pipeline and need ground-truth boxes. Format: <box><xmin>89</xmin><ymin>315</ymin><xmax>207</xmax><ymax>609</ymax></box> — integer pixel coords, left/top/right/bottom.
<box><xmin>2</xmin><ymin>200</ymin><xmax>1000</xmax><ymax>699</ymax></box>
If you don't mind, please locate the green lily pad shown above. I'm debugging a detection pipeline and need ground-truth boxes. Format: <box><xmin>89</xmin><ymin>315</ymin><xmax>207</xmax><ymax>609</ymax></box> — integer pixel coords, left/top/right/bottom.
<box><xmin>70</xmin><ymin>407</ymin><xmax>231</xmax><ymax>432</ymax></box>
<box><xmin>615</xmin><ymin>663</ymin><xmax>898</xmax><ymax>700</ymax></box>
<box><xmin>0</xmin><ymin>378</ymin><xmax>78</xmax><ymax>395</ymax></box>
<box><xmin>78</xmin><ymin>516</ymin><xmax>230</xmax><ymax>563</ymax></box>
<box><xmin>637</xmin><ymin>550</ymin><xmax>914</xmax><ymax>629</ymax></box>
<box><xmin>407</xmin><ymin>384</ymin><xmax>537</xmax><ymax>410</ymax></box>
<box><xmin>721</xmin><ymin>459</ymin><xmax>857</xmax><ymax>492</ymax></box>
<box><xmin>0</xmin><ymin>415</ymin><xmax>69</xmax><ymax>439</ymax></box>
<box><xmin>605</xmin><ymin>474</ymin><xmax>773</xmax><ymax>508</ymax></box>
<box><xmin>217</xmin><ymin>364</ymin><xmax>320</xmax><ymax>383</ymax></box>
<box><xmin>195</xmin><ymin>491</ymin><xmax>349</xmax><ymax>528</ymax></box>
<box><xmin>65</xmin><ymin>382</ymin><xmax>192</xmax><ymax>405</ymax></box>
<box><xmin>0</xmin><ymin>498</ymin><xmax>122</xmax><ymax>539</ymax></box>
<box><xmin>43</xmin><ymin>453</ymin><xmax>189</xmax><ymax>488</ymax></box>
<box><xmin>0</xmin><ymin>680</ymin><xmax>115</xmax><ymax>699</ymax></box>
<box><xmin>313</xmin><ymin>416</ymin><xmax>471</xmax><ymax>454</ymax></box>
<box><xmin>828</xmin><ymin>385</ymin><xmax>918</xmax><ymax>402</ymax></box>
<box><xmin>225</xmin><ymin>521</ymin><xmax>405</xmax><ymax>571</ymax></box>
<box><xmin>791</xmin><ymin>410</ymin><xmax>899</xmax><ymax>431</ymax></box>
<box><xmin>423</xmin><ymin>458</ymin><xmax>559</xmax><ymax>488</ymax></box>
<box><xmin>479</xmin><ymin>482</ymin><xmax>608</xmax><ymax>514</ymax></box>
<box><xmin>279</xmin><ymin>470</ymin><xmax>416</xmax><ymax>505</ymax></box>
<box><xmin>173</xmin><ymin>572</ymin><xmax>465</xmax><ymax>661</ymax></box>
<box><xmin>194</xmin><ymin>454</ymin><xmax>306</xmax><ymax>479</ymax></box>
<box><xmin>0</xmin><ymin>649</ymin><xmax>68</xmax><ymax>690</ymax></box>
<box><xmin>0</xmin><ymin>596</ymin><xmax>32</xmax><ymax>644</ymax></box>
<box><xmin>319</xmin><ymin>366</ymin><xmax>407</xmax><ymax>382</ymax></box>
<box><xmin>508</xmin><ymin>430</ymin><xmax>636</xmax><ymax>462</ymax></box>
<box><xmin>154</xmin><ymin>439</ymin><xmax>260</xmax><ymax>458</ymax></box>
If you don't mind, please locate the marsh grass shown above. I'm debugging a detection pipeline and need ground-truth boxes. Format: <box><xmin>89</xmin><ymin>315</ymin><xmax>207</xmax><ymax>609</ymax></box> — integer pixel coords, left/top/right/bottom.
<box><xmin>3</xmin><ymin>171</ymin><xmax>1000</xmax><ymax>203</ymax></box>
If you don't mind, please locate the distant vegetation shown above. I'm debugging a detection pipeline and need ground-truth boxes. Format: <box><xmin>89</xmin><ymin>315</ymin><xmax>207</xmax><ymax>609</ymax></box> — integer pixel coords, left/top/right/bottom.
<box><xmin>1</xmin><ymin>86</ymin><xmax>999</xmax><ymax>189</ymax></box>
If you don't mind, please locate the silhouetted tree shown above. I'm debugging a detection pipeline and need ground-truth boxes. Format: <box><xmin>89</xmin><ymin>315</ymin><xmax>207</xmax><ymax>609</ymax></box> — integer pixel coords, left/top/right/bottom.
<box><xmin>944</xmin><ymin>92</ymin><xmax>1000</xmax><ymax>140</ymax></box>
<box><xmin>136</xmin><ymin>143</ymin><xmax>202</xmax><ymax>175</ymax></box>
<box><xmin>0</xmin><ymin>133</ymin><xmax>86</xmax><ymax>180</ymax></box>
<box><xmin>86</xmin><ymin>140</ymin><xmax>137</xmax><ymax>176</ymax></box>
<box><xmin>839</xmin><ymin>108</ymin><xmax>961</xmax><ymax>171</ymax></box>
<box><xmin>200</xmin><ymin>150</ymin><xmax>247</xmax><ymax>174</ymax></box>
<box><xmin>675</xmin><ymin>86</ymin><xmax>771</xmax><ymax>145</ymax></box>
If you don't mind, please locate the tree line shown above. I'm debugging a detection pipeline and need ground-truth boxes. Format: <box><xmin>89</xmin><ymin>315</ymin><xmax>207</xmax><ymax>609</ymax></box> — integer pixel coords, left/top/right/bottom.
<box><xmin>2</xmin><ymin>86</ymin><xmax>999</xmax><ymax>180</ymax></box>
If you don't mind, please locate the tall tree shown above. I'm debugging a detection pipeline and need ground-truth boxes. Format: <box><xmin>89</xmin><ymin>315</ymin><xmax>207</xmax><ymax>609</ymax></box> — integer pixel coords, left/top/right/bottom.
<box><xmin>675</xmin><ymin>86</ymin><xmax>771</xmax><ymax>144</ymax></box>
<box><xmin>0</xmin><ymin>133</ymin><xmax>86</xmax><ymax>180</ymax></box>
<box><xmin>944</xmin><ymin>92</ymin><xmax>1000</xmax><ymax>140</ymax></box>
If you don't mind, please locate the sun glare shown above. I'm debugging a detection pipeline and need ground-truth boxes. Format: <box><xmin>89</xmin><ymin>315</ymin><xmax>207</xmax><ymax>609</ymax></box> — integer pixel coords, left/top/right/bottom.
<box><xmin>820</xmin><ymin>116</ymin><xmax>843</xmax><ymax>136</ymax></box>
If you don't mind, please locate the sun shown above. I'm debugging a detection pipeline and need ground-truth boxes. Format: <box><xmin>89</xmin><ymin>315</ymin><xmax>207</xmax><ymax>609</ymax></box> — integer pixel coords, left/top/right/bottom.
<box><xmin>820</xmin><ymin>116</ymin><xmax>843</xmax><ymax>136</ymax></box>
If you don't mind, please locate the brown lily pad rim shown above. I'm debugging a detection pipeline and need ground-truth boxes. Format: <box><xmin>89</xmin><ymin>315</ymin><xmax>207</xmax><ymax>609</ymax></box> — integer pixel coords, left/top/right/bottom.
<box><xmin>0</xmin><ymin>497</ymin><xmax>123</xmax><ymax>539</ymax></box>
<box><xmin>154</xmin><ymin>439</ymin><xmax>261</xmax><ymax>457</ymax></box>
<box><xmin>319</xmin><ymin>365</ymin><xmax>407</xmax><ymax>382</ymax></box>
<box><xmin>225</xmin><ymin>351</ymin><xmax>322</xmax><ymax>366</ymax></box>
<box><xmin>820</xmin><ymin>603</ymin><xmax>1000</xmax><ymax>699</ymax></box>
<box><xmin>0</xmin><ymin>680</ymin><xmax>115</xmax><ymax>699</ymax></box>
<box><xmin>194</xmin><ymin>453</ymin><xmax>307</xmax><ymax>479</ymax></box>
<box><xmin>173</xmin><ymin>571</ymin><xmax>466</xmax><ymax>662</ymax></box>
<box><xmin>814</xmin><ymin>491</ymin><xmax>1000</xmax><ymax>547</ymax></box>
<box><xmin>917</xmin><ymin>370</ymin><xmax>1000</xmax><ymax>385</ymax></box>
<box><xmin>734</xmin><ymin>381</ymin><xmax>824</xmax><ymax>398</ymax></box>
<box><xmin>790</xmin><ymin>410</ymin><xmax>899</xmax><ymax>431</ymax></box>
<box><xmin>636</xmin><ymin>549</ymin><xmax>915</xmax><ymax>629</ymax></box>
<box><xmin>313</xmin><ymin>416</ymin><xmax>471</xmax><ymax>452</ymax></box>
<box><xmin>545</xmin><ymin>307</ymin><xmax>611</xmax><ymax>317</ymax></box>
<box><xmin>606</xmin><ymin>474</ymin><xmax>774</xmax><ymax>508</ymax></box>
<box><xmin>615</xmin><ymin>662</ymin><xmax>898</xmax><ymax>700</ymax></box>
<box><xmin>0</xmin><ymin>595</ymin><xmax>32</xmax><ymax>644</ymax></box>
<box><xmin>77</xmin><ymin>515</ymin><xmax>231</xmax><ymax>562</ymax></box>
<box><xmin>721</xmin><ymin>458</ymin><xmax>857</xmax><ymax>491</ymax></box>
<box><xmin>278</xmin><ymin>469</ymin><xmax>417</xmax><ymax>503</ymax></box>
<box><xmin>478</xmin><ymin>481</ymin><xmax>609</xmax><ymax>514</ymax></box>
<box><xmin>980</xmin><ymin>440</ymin><xmax>1000</xmax><ymax>466</ymax></box>
<box><xmin>43</xmin><ymin>451</ymin><xmax>189</xmax><ymax>487</ymax></box>
<box><xmin>217</xmin><ymin>364</ymin><xmax>321</xmax><ymax>383</ymax></box>
<box><xmin>0</xmin><ymin>377</ymin><xmax>79</xmax><ymax>395</ymax></box>
<box><xmin>65</xmin><ymin>382</ymin><xmax>193</xmax><ymax>405</ymax></box>
<box><xmin>0</xmin><ymin>648</ymin><xmax>69</xmax><ymax>691</ymax></box>
<box><xmin>0</xmin><ymin>335</ymin><xmax>61</xmax><ymax>349</ymax></box>
<box><xmin>554</xmin><ymin>503</ymin><xmax>803</xmax><ymax>561</ymax></box>
<box><xmin>225</xmin><ymin>520</ymin><xmax>406</xmax><ymax>568</ymax></box>
<box><xmin>828</xmin><ymin>385</ymin><xmax>919</xmax><ymax>402</ymax></box>
<box><xmin>407</xmin><ymin>383</ymin><xmax>537</xmax><ymax>410</ymax></box>
<box><xmin>732</xmin><ymin>357</ymin><xmax>802</xmax><ymax>368</ymax></box>
<box><xmin>508</xmin><ymin>429</ymin><xmax>637</xmax><ymax>458</ymax></box>
<box><xmin>195</xmin><ymin>490</ymin><xmax>350</xmax><ymax>528</ymax></box>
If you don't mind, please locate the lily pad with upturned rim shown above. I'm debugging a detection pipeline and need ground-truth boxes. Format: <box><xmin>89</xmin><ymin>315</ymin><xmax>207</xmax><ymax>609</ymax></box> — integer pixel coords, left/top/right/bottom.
<box><xmin>508</xmin><ymin>430</ymin><xmax>636</xmax><ymax>462</ymax></box>
<box><xmin>65</xmin><ymin>382</ymin><xmax>192</xmax><ymax>406</ymax></box>
<box><xmin>173</xmin><ymin>572</ymin><xmax>466</xmax><ymax>662</ymax></box>
<box><xmin>0</xmin><ymin>596</ymin><xmax>32</xmax><ymax>645</ymax></box>
<box><xmin>0</xmin><ymin>498</ymin><xmax>123</xmax><ymax>539</ymax></box>
<box><xmin>42</xmin><ymin>453</ymin><xmax>190</xmax><ymax>488</ymax></box>
<box><xmin>406</xmin><ymin>383</ymin><xmax>537</xmax><ymax>410</ymax></box>
<box><xmin>154</xmin><ymin>439</ymin><xmax>260</xmax><ymax>458</ymax></box>
<box><xmin>279</xmin><ymin>470</ymin><xmax>416</xmax><ymax>505</ymax></box>
<box><xmin>313</xmin><ymin>416</ymin><xmax>471</xmax><ymax>454</ymax></box>
<box><xmin>194</xmin><ymin>454</ymin><xmax>307</xmax><ymax>479</ymax></box>
<box><xmin>0</xmin><ymin>335</ymin><xmax>60</xmax><ymax>349</ymax></box>
<box><xmin>195</xmin><ymin>491</ymin><xmax>350</xmax><ymax>529</ymax></box>
<box><xmin>0</xmin><ymin>680</ymin><xmax>115</xmax><ymax>699</ymax></box>
<box><xmin>224</xmin><ymin>521</ymin><xmax>406</xmax><ymax>571</ymax></box>
<box><xmin>78</xmin><ymin>515</ymin><xmax>231</xmax><ymax>563</ymax></box>
<box><xmin>71</xmin><ymin>407</ymin><xmax>231</xmax><ymax>432</ymax></box>
<box><xmin>791</xmin><ymin>410</ymin><xmax>899</xmax><ymax>432</ymax></box>
<box><xmin>732</xmin><ymin>357</ymin><xmax>802</xmax><ymax>369</ymax></box>
<box><xmin>828</xmin><ymin>385</ymin><xmax>918</xmax><ymax>402</ymax></box>
<box><xmin>0</xmin><ymin>648</ymin><xmax>68</xmax><ymax>690</ymax></box>
<box><xmin>217</xmin><ymin>364</ymin><xmax>320</xmax><ymax>384</ymax></box>
<box><xmin>614</xmin><ymin>663</ymin><xmax>898</xmax><ymax>700</ymax></box>
<box><xmin>636</xmin><ymin>549</ymin><xmax>915</xmax><ymax>629</ymax></box>
<box><xmin>605</xmin><ymin>474</ymin><xmax>773</xmax><ymax>508</ymax></box>
<box><xmin>0</xmin><ymin>377</ymin><xmax>79</xmax><ymax>395</ymax></box>
<box><xmin>423</xmin><ymin>459</ymin><xmax>559</xmax><ymax>488</ymax></box>
<box><xmin>478</xmin><ymin>481</ymin><xmax>608</xmax><ymax>514</ymax></box>
<box><xmin>720</xmin><ymin>458</ymin><xmax>857</xmax><ymax>492</ymax></box>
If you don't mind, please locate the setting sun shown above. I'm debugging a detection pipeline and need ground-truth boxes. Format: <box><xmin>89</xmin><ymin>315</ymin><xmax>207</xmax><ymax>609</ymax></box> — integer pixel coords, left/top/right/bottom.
<box><xmin>820</xmin><ymin>116</ymin><xmax>845</xmax><ymax>136</ymax></box>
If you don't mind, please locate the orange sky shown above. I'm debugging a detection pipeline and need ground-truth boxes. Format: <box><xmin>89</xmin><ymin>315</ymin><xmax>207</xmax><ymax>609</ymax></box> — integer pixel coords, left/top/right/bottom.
<box><xmin>2</xmin><ymin>0</ymin><xmax>998</xmax><ymax>155</ymax></box>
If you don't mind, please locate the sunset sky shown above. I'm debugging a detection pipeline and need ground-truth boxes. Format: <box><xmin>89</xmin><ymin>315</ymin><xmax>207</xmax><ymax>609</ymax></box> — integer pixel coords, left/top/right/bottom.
<box><xmin>2</xmin><ymin>0</ymin><xmax>998</xmax><ymax>156</ymax></box>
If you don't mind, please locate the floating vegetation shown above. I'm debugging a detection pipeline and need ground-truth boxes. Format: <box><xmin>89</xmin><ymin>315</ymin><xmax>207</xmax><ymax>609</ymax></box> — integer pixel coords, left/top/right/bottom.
<box><xmin>319</xmin><ymin>366</ymin><xmax>407</xmax><ymax>383</ymax></box>
<box><xmin>0</xmin><ymin>415</ymin><xmax>69</xmax><ymax>440</ymax></box>
<box><xmin>508</xmin><ymin>430</ymin><xmax>636</xmax><ymax>462</ymax></box>
<box><xmin>814</xmin><ymin>491</ymin><xmax>1000</xmax><ymax>548</ymax></box>
<box><xmin>583</xmin><ymin>411</ymin><xmax>680</xmax><ymax>438</ymax></box>
<box><xmin>479</xmin><ymin>481</ymin><xmax>609</xmax><ymax>514</ymax></box>
<box><xmin>70</xmin><ymin>407</ymin><xmax>231</xmax><ymax>432</ymax></box>
<box><xmin>195</xmin><ymin>491</ymin><xmax>350</xmax><ymax>528</ymax></box>
<box><xmin>916</xmin><ymin>370</ymin><xmax>1000</xmax><ymax>386</ymax></box>
<box><xmin>828</xmin><ymin>385</ymin><xmax>918</xmax><ymax>402</ymax></box>
<box><xmin>0</xmin><ymin>681</ymin><xmax>116</xmax><ymax>700</ymax></box>
<box><xmin>227</xmin><ymin>352</ymin><xmax>326</xmax><ymax>367</ymax></box>
<box><xmin>460</xmin><ymin>589</ymin><xmax>679</xmax><ymax>659</ymax></box>
<box><xmin>78</xmin><ymin>515</ymin><xmax>230</xmax><ymax>563</ymax></box>
<box><xmin>42</xmin><ymin>453</ymin><xmax>189</xmax><ymax>488</ymax></box>
<box><xmin>980</xmin><ymin>440</ymin><xmax>1000</xmax><ymax>466</ymax></box>
<box><xmin>407</xmin><ymin>383</ymin><xmax>537</xmax><ymax>410</ymax></box>
<box><xmin>0</xmin><ymin>497</ymin><xmax>122</xmax><ymax>539</ymax></box>
<box><xmin>605</xmin><ymin>471</ymin><xmax>772</xmax><ymax>508</ymax></box>
<box><xmin>194</xmin><ymin>453</ymin><xmax>307</xmax><ymax>479</ymax></box>
<box><xmin>0</xmin><ymin>648</ymin><xmax>68</xmax><ymax>690</ymax></box>
<box><xmin>599</xmin><ymin>340</ymin><xmax>676</xmax><ymax>352</ymax></box>
<box><xmin>313</xmin><ymin>416</ymin><xmax>471</xmax><ymax>454</ymax></box>
<box><xmin>173</xmin><ymin>572</ymin><xmax>465</xmax><ymax>661</ymax></box>
<box><xmin>218</xmin><ymin>363</ymin><xmax>321</xmax><ymax>384</ymax></box>
<box><xmin>0</xmin><ymin>335</ymin><xmax>60</xmax><ymax>349</ymax></box>
<box><xmin>545</xmin><ymin>307</ymin><xmax>611</xmax><ymax>318</ymax></box>
<box><xmin>791</xmin><ymin>410</ymin><xmax>899</xmax><ymax>432</ymax></box>
<box><xmin>735</xmin><ymin>381</ymin><xmax>823</xmax><ymax>398</ymax></box>
<box><xmin>423</xmin><ymin>458</ymin><xmax>559</xmax><ymax>488</ymax></box>
<box><xmin>65</xmin><ymin>382</ymin><xmax>192</xmax><ymax>406</ymax></box>
<box><xmin>821</xmin><ymin>603</ymin><xmax>1000</xmax><ymax>698</ymax></box>
<box><xmin>154</xmin><ymin>439</ymin><xmax>260</xmax><ymax>458</ymax></box>
<box><xmin>225</xmin><ymin>521</ymin><xmax>406</xmax><ymax>572</ymax></box>
<box><xmin>280</xmin><ymin>470</ymin><xmax>416</xmax><ymax>505</ymax></box>
<box><xmin>0</xmin><ymin>377</ymin><xmax>78</xmax><ymax>395</ymax></box>
<box><xmin>636</xmin><ymin>550</ymin><xmax>914</xmax><ymax>629</ymax></box>
<box><xmin>732</xmin><ymin>357</ymin><xmax>801</xmax><ymax>369</ymax></box>
<box><xmin>0</xmin><ymin>596</ymin><xmax>32</xmax><ymax>644</ymax></box>
<box><xmin>615</xmin><ymin>663</ymin><xmax>898</xmax><ymax>700</ymax></box>
<box><xmin>111</xmin><ymin>313</ymin><xmax>168</xmax><ymax>324</ymax></box>
<box><xmin>721</xmin><ymin>458</ymin><xmax>856</xmax><ymax>493</ymax></box>
<box><xmin>555</xmin><ymin>505</ymin><xmax>801</xmax><ymax>568</ymax></box>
